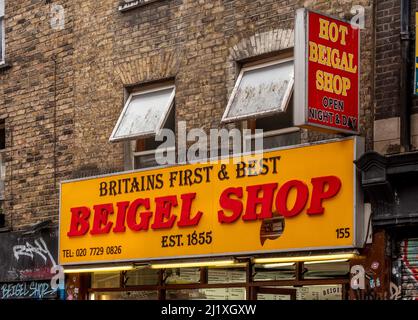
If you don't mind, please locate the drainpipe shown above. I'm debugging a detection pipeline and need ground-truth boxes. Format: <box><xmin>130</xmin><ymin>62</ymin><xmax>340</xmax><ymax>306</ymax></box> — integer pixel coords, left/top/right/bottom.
<box><xmin>400</xmin><ymin>0</ymin><xmax>412</xmax><ymax>152</ymax></box>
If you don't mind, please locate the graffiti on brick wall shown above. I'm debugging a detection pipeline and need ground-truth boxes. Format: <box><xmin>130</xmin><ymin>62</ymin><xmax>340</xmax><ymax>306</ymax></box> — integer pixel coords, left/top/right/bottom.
<box><xmin>13</xmin><ymin>237</ymin><xmax>57</xmax><ymax>267</ymax></box>
<box><xmin>0</xmin><ymin>226</ymin><xmax>58</xmax><ymax>282</ymax></box>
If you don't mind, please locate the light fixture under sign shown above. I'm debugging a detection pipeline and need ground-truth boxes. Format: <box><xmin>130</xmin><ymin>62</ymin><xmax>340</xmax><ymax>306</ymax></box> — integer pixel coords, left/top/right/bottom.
<box><xmin>150</xmin><ymin>259</ymin><xmax>245</xmax><ymax>269</ymax></box>
<box><xmin>303</xmin><ymin>258</ymin><xmax>349</xmax><ymax>265</ymax></box>
<box><xmin>258</xmin><ymin>262</ymin><xmax>295</xmax><ymax>269</ymax></box>
<box><xmin>253</xmin><ymin>253</ymin><xmax>357</xmax><ymax>264</ymax></box>
<box><xmin>63</xmin><ymin>265</ymin><xmax>135</xmax><ymax>274</ymax></box>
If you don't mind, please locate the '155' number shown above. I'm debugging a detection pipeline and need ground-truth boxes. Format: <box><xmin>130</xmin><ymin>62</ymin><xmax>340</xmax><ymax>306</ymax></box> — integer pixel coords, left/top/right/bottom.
<box><xmin>336</xmin><ymin>228</ymin><xmax>350</xmax><ymax>239</ymax></box>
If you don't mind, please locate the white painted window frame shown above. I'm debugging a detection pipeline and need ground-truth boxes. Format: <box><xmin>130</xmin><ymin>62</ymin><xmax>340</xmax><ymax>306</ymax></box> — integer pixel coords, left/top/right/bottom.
<box><xmin>221</xmin><ymin>57</ymin><xmax>294</xmax><ymax>123</ymax></box>
<box><xmin>243</xmin><ymin>126</ymin><xmax>300</xmax><ymax>151</ymax></box>
<box><xmin>252</xmin><ymin>126</ymin><xmax>301</xmax><ymax>139</ymax></box>
<box><xmin>132</xmin><ymin>145</ymin><xmax>176</xmax><ymax>170</ymax></box>
<box><xmin>110</xmin><ymin>84</ymin><xmax>175</xmax><ymax>142</ymax></box>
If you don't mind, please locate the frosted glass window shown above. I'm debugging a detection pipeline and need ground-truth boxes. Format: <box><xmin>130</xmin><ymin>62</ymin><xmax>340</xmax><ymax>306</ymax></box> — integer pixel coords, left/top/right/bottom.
<box><xmin>222</xmin><ymin>59</ymin><xmax>294</xmax><ymax>122</ymax></box>
<box><xmin>166</xmin><ymin>288</ymin><xmax>246</xmax><ymax>300</ymax></box>
<box><xmin>125</xmin><ymin>268</ymin><xmax>159</xmax><ymax>286</ymax></box>
<box><xmin>165</xmin><ymin>268</ymin><xmax>200</xmax><ymax>284</ymax></box>
<box><xmin>207</xmin><ymin>267</ymin><xmax>246</xmax><ymax>284</ymax></box>
<box><xmin>92</xmin><ymin>291</ymin><xmax>158</xmax><ymax>300</ymax></box>
<box><xmin>110</xmin><ymin>86</ymin><xmax>175</xmax><ymax>141</ymax></box>
<box><xmin>91</xmin><ymin>272</ymin><xmax>120</xmax><ymax>288</ymax></box>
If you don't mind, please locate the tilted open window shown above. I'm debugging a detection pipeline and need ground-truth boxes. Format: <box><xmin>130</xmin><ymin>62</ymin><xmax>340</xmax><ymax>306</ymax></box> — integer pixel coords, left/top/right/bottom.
<box><xmin>221</xmin><ymin>58</ymin><xmax>294</xmax><ymax>123</ymax></box>
<box><xmin>132</xmin><ymin>104</ymin><xmax>175</xmax><ymax>170</ymax></box>
<box><xmin>110</xmin><ymin>85</ymin><xmax>175</xmax><ymax>142</ymax></box>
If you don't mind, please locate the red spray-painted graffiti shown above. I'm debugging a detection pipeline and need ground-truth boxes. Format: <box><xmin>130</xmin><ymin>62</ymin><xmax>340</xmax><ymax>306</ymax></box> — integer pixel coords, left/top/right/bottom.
<box><xmin>399</xmin><ymin>239</ymin><xmax>418</xmax><ymax>300</ymax></box>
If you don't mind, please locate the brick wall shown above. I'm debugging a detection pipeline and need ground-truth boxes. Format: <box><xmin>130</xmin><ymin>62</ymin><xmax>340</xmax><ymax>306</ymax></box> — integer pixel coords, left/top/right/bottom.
<box><xmin>0</xmin><ymin>0</ymin><xmax>374</xmax><ymax>229</ymax></box>
<box><xmin>374</xmin><ymin>0</ymin><xmax>418</xmax><ymax>153</ymax></box>
<box><xmin>375</xmin><ymin>0</ymin><xmax>418</xmax><ymax>119</ymax></box>
<box><xmin>0</xmin><ymin>1</ymin><xmax>75</xmax><ymax>229</ymax></box>
<box><xmin>375</xmin><ymin>0</ymin><xmax>402</xmax><ymax>120</ymax></box>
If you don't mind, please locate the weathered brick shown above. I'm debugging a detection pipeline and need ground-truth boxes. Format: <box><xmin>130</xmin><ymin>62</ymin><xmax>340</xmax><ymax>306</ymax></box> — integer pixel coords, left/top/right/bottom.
<box><xmin>0</xmin><ymin>0</ymin><xmax>374</xmax><ymax>229</ymax></box>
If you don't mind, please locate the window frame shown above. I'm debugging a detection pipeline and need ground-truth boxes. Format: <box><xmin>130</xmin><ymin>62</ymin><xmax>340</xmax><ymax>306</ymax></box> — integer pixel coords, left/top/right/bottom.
<box><xmin>132</xmin><ymin>145</ymin><xmax>176</xmax><ymax>170</ymax></box>
<box><xmin>243</xmin><ymin>126</ymin><xmax>301</xmax><ymax>152</ymax></box>
<box><xmin>88</xmin><ymin>261</ymin><xmax>350</xmax><ymax>300</ymax></box>
<box><xmin>221</xmin><ymin>57</ymin><xmax>294</xmax><ymax>123</ymax></box>
<box><xmin>250</xmin><ymin>127</ymin><xmax>301</xmax><ymax>141</ymax></box>
<box><xmin>110</xmin><ymin>84</ymin><xmax>176</xmax><ymax>142</ymax></box>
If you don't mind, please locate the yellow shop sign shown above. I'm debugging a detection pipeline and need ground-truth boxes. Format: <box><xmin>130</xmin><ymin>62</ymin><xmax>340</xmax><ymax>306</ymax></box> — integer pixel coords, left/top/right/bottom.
<box><xmin>59</xmin><ymin>137</ymin><xmax>363</xmax><ymax>265</ymax></box>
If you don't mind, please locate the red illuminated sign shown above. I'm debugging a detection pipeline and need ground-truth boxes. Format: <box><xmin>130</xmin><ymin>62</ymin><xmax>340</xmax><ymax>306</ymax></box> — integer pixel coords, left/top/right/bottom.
<box><xmin>295</xmin><ymin>9</ymin><xmax>360</xmax><ymax>134</ymax></box>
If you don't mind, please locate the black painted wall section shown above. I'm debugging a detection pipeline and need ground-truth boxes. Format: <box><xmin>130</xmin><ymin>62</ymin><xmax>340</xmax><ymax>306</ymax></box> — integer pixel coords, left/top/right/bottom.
<box><xmin>356</xmin><ymin>151</ymin><xmax>418</xmax><ymax>227</ymax></box>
